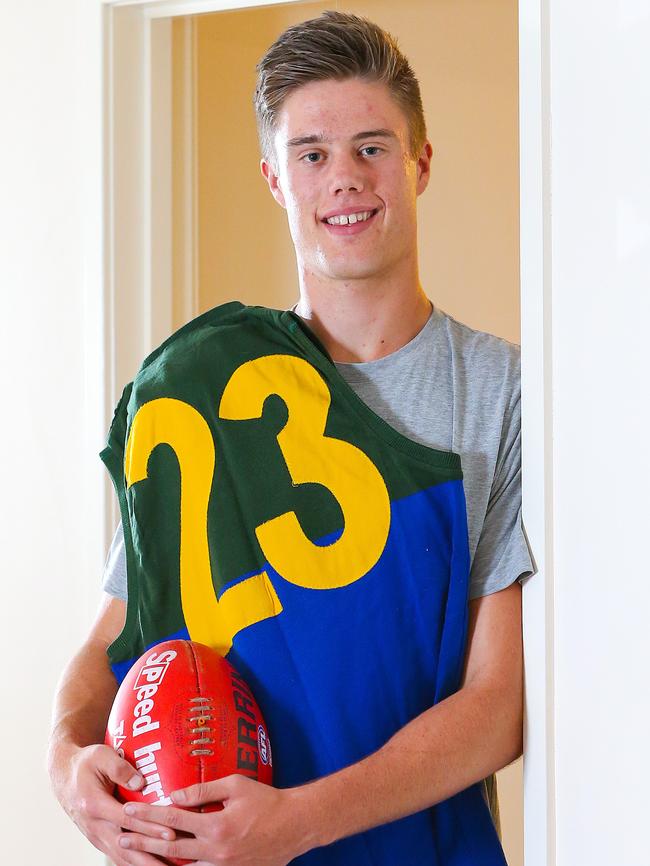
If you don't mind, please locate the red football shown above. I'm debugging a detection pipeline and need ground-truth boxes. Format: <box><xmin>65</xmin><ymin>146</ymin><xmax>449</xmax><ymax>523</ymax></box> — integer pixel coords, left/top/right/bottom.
<box><xmin>106</xmin><ymin>639</ymin><xmax>273</xmax><ymax>862</ymax></box>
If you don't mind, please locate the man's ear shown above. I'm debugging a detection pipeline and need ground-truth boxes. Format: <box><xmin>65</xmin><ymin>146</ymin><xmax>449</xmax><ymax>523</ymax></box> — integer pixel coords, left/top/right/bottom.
<box><xmin>260</xmin><ymin>158</ymin><xmax>287</xmax><ymax>209</ymax></box>
<box><xmin>415</xmin><ymin>140</ymin><xmax>434</xmax><ymax>196</ymax></box>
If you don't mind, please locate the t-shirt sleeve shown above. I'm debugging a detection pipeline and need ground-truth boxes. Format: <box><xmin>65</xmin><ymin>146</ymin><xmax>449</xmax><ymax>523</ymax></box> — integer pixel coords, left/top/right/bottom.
<box><xmin>468</xmin><ymin>376</ymin><xmax>537</xmax><ymax>600</ymax></box>
<box><xmin>100</xmin><ymin>382</ymin><xmax>133</xmax><ymax>604</ymax></box>
<box><xmin>102</xmin><ymin>521</ymin><xmax>128</xmax><ymax>602</ymax></box>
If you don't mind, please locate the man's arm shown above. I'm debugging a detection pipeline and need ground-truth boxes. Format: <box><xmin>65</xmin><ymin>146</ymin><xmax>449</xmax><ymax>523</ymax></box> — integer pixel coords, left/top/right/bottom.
<box><xmin>301</xmin><ymin>579</ymin><xmax>523</xmax><ymax>846</ymax></box>
<box><xmin>49</xmin><ymin>594</ymin><xmax>126</xmax><ymax>761</ymax></box>
<box><xmin>116</xmin><ymin>580</ymin><xmax>523</xmax><ymax>865</ymax></box>
<box><xmin>48</xmin><ymin>593</ymin><xmax>172</xmax><ymax>866</ymax></box>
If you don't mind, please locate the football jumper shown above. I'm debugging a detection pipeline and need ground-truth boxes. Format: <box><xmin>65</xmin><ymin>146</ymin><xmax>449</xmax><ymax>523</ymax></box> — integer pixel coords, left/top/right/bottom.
<box><xmin>101</xmin><ymin>301</ymin><xmax>507</xmax><ymax>866</ymax></box>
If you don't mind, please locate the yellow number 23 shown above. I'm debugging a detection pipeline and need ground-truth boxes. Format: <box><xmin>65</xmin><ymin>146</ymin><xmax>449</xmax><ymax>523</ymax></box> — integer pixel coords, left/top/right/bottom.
<box><xmin>125</xmin><ymin>354</ymin><xmax>390</xmax><ymax>655</ymax></box>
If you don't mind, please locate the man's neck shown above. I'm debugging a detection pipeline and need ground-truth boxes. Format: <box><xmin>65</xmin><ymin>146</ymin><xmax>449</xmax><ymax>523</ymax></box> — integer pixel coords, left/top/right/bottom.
<box><xmin>293</xmin><ymin>273</ymin><xmax>432</xmax><ymax>364</ymax></box>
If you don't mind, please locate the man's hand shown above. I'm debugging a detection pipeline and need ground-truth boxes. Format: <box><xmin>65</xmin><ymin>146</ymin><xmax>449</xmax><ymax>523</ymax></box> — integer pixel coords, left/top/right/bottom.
<box><xmin>48</xmin><ymin>594</ymin><xmax>178</xmax><ymax>866</ymax></box>
<box><xmin>51</xmin><ymin>741</ymin><xmax>177</xmax><ymax>866</ymax></box>
<box><xmin>117</xmin><ymin>774</ymin><xmax>315</xmax><ymax>866</ymax></box>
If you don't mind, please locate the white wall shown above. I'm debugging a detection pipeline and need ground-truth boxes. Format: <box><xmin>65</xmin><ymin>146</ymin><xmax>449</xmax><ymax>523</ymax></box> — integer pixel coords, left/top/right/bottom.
<box><xmin>0</xmin><ymin>2</ymin><xmax>105</xmax><ymax>863</ymax></box>
<box><xmin>549</xmin><ymin>2</ymin><xmax>650</xmax><ymax>865</ymax></box>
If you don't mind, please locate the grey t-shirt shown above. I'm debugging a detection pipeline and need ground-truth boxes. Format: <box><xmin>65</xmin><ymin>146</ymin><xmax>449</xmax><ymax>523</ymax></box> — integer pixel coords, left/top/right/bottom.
<box><xmin>103</xmin><ymin>304</ymin><xmax>535</xmax><ymax>601</ymax></box>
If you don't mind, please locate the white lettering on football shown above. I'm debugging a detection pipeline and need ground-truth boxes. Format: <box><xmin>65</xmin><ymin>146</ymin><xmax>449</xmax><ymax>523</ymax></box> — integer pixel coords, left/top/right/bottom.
<box><xmin>133</xmin><ymin>742</ymin><xmax>172</xmax><ymax>805</ymax></box>
<box><xmin>131</xmin><ymin>651</ymin><xmax>177</xmax><ymax>737</ymax></box>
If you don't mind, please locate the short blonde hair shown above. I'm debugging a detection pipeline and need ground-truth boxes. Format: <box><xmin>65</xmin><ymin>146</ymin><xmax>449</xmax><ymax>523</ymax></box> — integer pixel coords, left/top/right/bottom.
<box><xmin>254</xmin><ymin>10</ymin><xmax>427</xmax><ymax>168</ymax></box>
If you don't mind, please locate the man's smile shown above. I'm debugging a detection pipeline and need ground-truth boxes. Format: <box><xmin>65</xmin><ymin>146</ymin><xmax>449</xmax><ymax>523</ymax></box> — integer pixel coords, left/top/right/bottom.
<box><xmin>320</xmin><ymin>206</ymin><xmax>381</xmax><ymax>235</ymax></box>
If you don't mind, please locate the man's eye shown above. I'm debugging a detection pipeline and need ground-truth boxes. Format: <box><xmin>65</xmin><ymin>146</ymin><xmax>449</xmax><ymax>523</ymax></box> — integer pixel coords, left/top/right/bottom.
<box><xmin>301</xmin><ymin>152</ymin><xmax>322</xmax><ymax>163</ymax></box>
<box><xmin>361</xmin><ymin>146</ymin><xmax>382</xmax><ymax>156</ymax></box>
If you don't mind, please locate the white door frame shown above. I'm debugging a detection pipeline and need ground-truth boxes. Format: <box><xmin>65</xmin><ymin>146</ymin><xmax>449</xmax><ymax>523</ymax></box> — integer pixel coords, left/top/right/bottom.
<box><xmin>101</xmin><ymin>2</ymin><xmax>555</xmax><ymax>864</ymax></box>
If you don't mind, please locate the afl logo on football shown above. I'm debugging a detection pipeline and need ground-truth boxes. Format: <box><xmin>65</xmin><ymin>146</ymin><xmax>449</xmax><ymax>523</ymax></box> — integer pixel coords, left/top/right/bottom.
<box><xmin>258</xmin><ymin>725</ymin><xmax>271</xmax><ymax>766</ymax></box>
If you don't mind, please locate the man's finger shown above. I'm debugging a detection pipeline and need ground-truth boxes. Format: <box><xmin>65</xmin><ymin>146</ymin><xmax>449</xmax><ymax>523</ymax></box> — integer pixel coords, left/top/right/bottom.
<box><xmin>119</xmin><ymin>813</ymin><xmax>177</xmax><ymax>841</ymax></box>
<box><xmin>122</xmin><ymin>801</ymin><xmax>205</xmax><ymax>836</ymax></box>
<box><xmin>88</xmin><ymin>790</ymin><xmax>175</xmax><ymax>841</ymax></box>
<box><xmin>172</xmin><ymin>776</ymin><xmax>238</xmax><ymax>807</ymax></box>
<box><xmin>112</xmin><ymin>844</ymin><xmax>169</xmax><ymax>866</ymax></box>
<box><xmin>98</xmin><ymin>746</ymin><xmax>144</xmax><ymax>791</ymax></box>
<box><xmin>92</xmin><ymin>818</ymin><xmax>168</xmax><ymax>866</ymax></box>
<box><xmin>80</xmin><ymin>786</ymin><xmax>127</xmax><ymax>825</ymax></box>
<box><xmin>118</xmin><ymin>830</ymin><xmax>201</xmax><ymax>862</ymax></box>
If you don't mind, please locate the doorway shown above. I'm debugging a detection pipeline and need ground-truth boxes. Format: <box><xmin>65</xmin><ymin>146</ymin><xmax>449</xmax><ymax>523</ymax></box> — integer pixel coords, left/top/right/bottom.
<box><xmin>104</xmin><ymin>2</ymin><xmax>547</xmax><ymax>864</ymax></box>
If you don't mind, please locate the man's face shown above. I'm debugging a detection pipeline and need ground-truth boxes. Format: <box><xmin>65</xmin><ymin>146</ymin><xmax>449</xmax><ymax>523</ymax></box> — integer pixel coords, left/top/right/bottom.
<box><xmin>261</xmin><ymin>77</ymin><xmax>432</xmax><ymax>285</ymax></box>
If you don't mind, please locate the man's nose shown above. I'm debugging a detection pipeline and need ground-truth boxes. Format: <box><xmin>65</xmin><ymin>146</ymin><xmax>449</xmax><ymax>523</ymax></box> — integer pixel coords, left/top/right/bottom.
<box><xmin>327</xmin><ymin>152</ymin><xmax>366</xmax><ymax>195</ymax></box>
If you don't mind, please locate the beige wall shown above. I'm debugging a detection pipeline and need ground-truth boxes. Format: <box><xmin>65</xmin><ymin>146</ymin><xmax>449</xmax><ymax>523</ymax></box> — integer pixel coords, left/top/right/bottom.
<box><xmin>179</xmin><ymin>0</ymin><xmax>520</xmax><ymax>344</ymax></box>
<box><xmin>173</xmin><ymin>2</ymin><xmax>522</xmax><ymax>863</ymax></box>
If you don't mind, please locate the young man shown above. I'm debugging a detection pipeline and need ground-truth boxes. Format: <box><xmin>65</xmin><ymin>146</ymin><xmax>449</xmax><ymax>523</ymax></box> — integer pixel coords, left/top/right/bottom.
<box><xmin>49</xmin><ymin>11</ymin><xmax>534</xmax><ymax>866</ymax></box>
